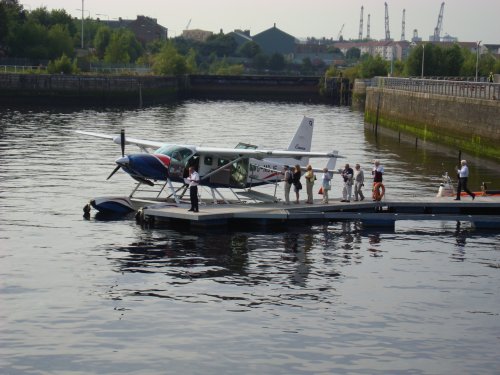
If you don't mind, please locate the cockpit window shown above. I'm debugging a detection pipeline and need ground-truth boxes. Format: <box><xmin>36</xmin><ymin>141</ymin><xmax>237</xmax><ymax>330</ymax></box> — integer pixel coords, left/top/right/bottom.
<box><xmin>155</xmin><ymin>145</ymin><xmax>194</xmax><ymax>161</ymax></box>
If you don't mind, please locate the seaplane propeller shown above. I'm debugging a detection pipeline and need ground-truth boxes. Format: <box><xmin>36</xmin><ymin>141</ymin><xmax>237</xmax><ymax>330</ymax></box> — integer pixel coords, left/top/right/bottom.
<box><xmin>107</xmin><ymin>129</ymin><xmax>126</xmax><ymax>180</ymax></box>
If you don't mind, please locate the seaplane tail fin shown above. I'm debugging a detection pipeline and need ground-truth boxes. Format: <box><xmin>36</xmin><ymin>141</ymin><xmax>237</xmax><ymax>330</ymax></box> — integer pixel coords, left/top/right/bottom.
<box><xmin>326</xmin><ymin>151</ymin><xmax>339</xmax><ymax>172</ymax></box>
<box><xmin>287</xmin><ymin>116</ymin><xmax>314</xmax><ymax>153</ymax></box>
<box><xmin>272</xmin><ymin>116</ymin><xmax>314</xmax><ymax>167</ymax></box>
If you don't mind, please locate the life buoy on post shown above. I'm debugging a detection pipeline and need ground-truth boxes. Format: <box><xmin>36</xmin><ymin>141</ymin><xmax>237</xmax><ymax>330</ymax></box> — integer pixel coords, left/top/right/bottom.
<box><xmin>372</xmin><ymin>182</ymin><xmax>385</xmax><ymax>201</ymax></box>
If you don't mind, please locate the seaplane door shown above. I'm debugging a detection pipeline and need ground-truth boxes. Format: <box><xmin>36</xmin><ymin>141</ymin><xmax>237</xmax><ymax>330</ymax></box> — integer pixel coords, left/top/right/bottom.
<box><xmin>209</xmin><ymin>157</ymin><xmax>249</xmax><ymax>188</ymax></box>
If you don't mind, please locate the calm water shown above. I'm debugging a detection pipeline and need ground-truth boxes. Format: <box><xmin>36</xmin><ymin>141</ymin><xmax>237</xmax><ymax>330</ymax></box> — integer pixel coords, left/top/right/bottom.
<box><xmin>1</xmin><ymin>101</ymin><xmax>499</xmax><ymax>374</ymax></box>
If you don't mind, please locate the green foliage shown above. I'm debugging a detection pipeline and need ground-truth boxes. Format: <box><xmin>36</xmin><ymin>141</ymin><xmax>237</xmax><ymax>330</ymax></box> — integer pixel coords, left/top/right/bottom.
<box><xmin>7</xmin><ymin>20</ymin><xmax>48</xmax><ymax>59</ymax></box>
<box><xmin>104</xmin><ymin>32</ymin><xmax>130</xmax><ymax>63</ymax></box>
<box><xmin>185</xmin><ymin>48</ymin><xmax>198</xmax><ymax>74</ymax></box>
<box><xmin>324</xmin><ymin>65</ymin><xmax>340</xmax><ymax>78</ymax></box>
<box><xmin>343</xmin><ymin>66</ymin><xmax>361</xmax><ymax>81</ymax></box>
<box><xmin>208</xmin><ymin>57</ymin><xmax>244</xmax><ymax>75</ymax></box>
<box><xmin>93</xmin><ymin>25</ymin><xmax>111</xmax><ymax>59</ymax></box>
<box><xmin>269</xmin><ymin>53</ymin><xmax>285</xmax><ymax>71</ymax></box>
<box><xmin>252</xmin><ymin>53</ymin><xmax>269</xmax><ymax>71</ymax></box>
<box><xmin>478</xmin><ymin>53</ymin><xmax>497</xmax><ymax>76</ymax></box>
<box><xmin>237</xmin><ymin>41</ymin><xmax>260</xmax><ymax>58</ymax></box>
<box><xmin>202</xmin><ymin>34</ymin><xmax>237</xmax><ymax>57</ymax></box>
<box><xmin>47</xmin><ymin>53</ymin><xmax>77</xmax><ymax>74</ymax></box>
<box><xmin>346</xmin><ymin>47</ymin><xmax>360</xmax><ymax>60</ymax></box>
<box><xmin>104</xmin><ymin>29</ymin><xmax>142</xmax><ymax>64</ymax></box>
<box><xmin>152</xmin><ymin>42</ymin><xmax>187</xmax><ymax>75</ymax></box>
<box><xmin>359</xmin><ymin>55</ymin><xmax>388</xmax><ymax>78</ymax></box>
<box><xmin>494</xmin><ymin>59</ymin><xmax>500</xmax><ymax>74</ymax></box>
<box><xmin>47</xmin><ymin>24</ymin><xmax>74</xmax><ymax>59</ymax></box>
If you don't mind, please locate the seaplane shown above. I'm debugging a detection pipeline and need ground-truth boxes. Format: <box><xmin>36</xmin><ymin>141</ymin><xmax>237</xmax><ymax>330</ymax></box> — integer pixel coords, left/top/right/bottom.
<box><xmin>76</xmin><ymin>116</ymin><xmax>342</xmax><ymax>215</ymax></box>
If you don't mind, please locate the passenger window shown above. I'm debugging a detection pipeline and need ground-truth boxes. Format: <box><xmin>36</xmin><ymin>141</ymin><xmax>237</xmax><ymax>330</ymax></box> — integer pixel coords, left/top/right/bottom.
<box><xmin>204</xmin><ymin>156</ymin><xmax>213</xmax><ymax>166</ymax></box>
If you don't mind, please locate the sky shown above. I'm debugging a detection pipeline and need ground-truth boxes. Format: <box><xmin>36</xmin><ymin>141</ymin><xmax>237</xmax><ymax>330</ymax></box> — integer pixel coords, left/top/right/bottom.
<box><xmin>20</xmin><ymin>0</ymin><xmax>500</xmax><ymax>44</ymax></box>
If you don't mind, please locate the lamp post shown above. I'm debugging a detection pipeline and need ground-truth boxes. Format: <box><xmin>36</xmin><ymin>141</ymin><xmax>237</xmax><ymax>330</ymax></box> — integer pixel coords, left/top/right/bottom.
<box><xmin>421</xmin><ymin>43</ymin><xmax>425</xmax><ymax>78</ymax></box>
<box><xmin>76</xmin><ymin>5</ymin><xmax>90</xmax><ymax>49</ymax></box>
<box><xmin>475</xmin><ymin>40</ymin><xmax>481</xmax><ymax>82</ymax></box>
<box><xmin>81</xmin><ymin>0</ymin><xmax>84</xmax><ymax>48</ymax></box>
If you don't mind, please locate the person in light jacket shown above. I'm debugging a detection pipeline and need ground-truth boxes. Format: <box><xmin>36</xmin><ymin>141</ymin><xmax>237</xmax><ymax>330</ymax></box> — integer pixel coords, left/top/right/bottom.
<box><xmin>353</xmin><ymin>163</ymin><xmax>365</xmax><ymax>201</ymax></box>
<box><xmin>321</xmin><ymin>168</ymin><xmax>332</xmax><ymax>204</ymax></box>
<box><xmin>304</xmin><ymin>164</ymin><xmax>315</xmax><ymax>204</ymax></box>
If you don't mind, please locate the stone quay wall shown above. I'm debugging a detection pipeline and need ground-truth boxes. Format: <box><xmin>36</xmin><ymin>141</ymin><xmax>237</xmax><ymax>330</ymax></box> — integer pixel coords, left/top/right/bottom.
<box><xmin>0</xmin><ymin>73</ymin><xmax>349</xmax><ymax>105</ymax></box>
<box><xmin>0</xmin><ymin>74</ymin><xmax>179</xmax><ymax>105</ymax></box>
<box><xmin>363</xmin><ymin>78</ymin><xmax>500</xmax><ymax>162</ymax></box>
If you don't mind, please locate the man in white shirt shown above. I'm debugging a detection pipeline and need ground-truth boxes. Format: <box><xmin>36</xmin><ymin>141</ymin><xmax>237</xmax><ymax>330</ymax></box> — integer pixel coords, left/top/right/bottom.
<box><xmin>455</xmin><ymin>160</ymin><xmax>475</xmax><ymax>200</ymax></box>
<box><xmin>186</xmin><ymin>166</ymin><xmax>200</xmax><ymax>212</ymax></box>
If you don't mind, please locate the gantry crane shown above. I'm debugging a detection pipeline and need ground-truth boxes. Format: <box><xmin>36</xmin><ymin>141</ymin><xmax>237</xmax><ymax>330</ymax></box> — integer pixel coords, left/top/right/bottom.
<box><xmin>401</xmin><ymin>9</ymin><xmax>406</xmax><ymax>41</ymax></box>
<box><xmin>358</xmin><ymin>6</ymin><xmax>364</xmax><ymax>40</ymax></box>
<box><xmin>384</xmin><ymin>2</ymin><xmax>391</xmax><ymax>41</ymax></box>
<box><xmin>433</xmin><ymin>2</ymin><xmax>445</xmax><ymax>41</ymax></box>
<box><xmin>337</xmin><ymin>24</ymin><xmax>344</xmax><ymax>41</ymax></box>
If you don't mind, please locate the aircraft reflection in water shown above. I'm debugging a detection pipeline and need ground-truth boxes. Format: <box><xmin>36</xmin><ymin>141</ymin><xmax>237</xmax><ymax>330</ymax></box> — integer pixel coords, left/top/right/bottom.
<box><xmin>76</xmin><ymin>117</ymin><xmax>341</xmax><ymax>214</ymax></box>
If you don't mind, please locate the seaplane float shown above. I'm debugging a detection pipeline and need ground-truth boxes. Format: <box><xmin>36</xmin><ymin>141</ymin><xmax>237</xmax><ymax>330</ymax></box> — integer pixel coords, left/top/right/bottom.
<box><xmin>77</xmin><ymin>116</ymin><xmax>342</xmax><ymax>216</ymax></box>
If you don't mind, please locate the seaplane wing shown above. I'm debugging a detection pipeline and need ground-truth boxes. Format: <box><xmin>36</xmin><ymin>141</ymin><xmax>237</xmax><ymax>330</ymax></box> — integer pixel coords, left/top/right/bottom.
<box><xmin>193</xmin><ymin>146</ymin><xmax>338</xmax><ymax>160</ymax></box>
<box><xmin>75</xmin><ymin>130</ymin><xmax>163</xmax><ymax>150</ymax></box>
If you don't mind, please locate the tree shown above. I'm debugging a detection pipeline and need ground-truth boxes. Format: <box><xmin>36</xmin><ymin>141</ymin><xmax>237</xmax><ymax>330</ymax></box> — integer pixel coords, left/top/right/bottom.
<box><xmin>47</xmin><ymin>53</ymin><xmax>77</xmax><ymax>74</ymax></box>
<box><xmin>185</xmin><ymin>48</ymin><xmax>197</xmax><ymax>73</ymax></box>
<box><xmin>47</xmin><ymin>24</ymin><xmax>73</xmax><ymax>59</ymax></box>
<box><xmin>269</xmin><ymin>53</ymin><xmax>285</xmax><ymax>71</ymax></box>
<box><xmin>252</xmin><ymin>53</ymin><xmax>269</xmax><ymax>71</ymax></box>
<box><xmin>0</xmin><ymin>0</ymin><xmax>25</xmax><ymax>42</ymax></box>
<box><xmin>7</xmin><ymin>20</ymin><xmax>48</xmax><ymax>59</ymax></box>
<box><xmin>359</xmin><ymin>55</ymin><xmax>388</xmax><ymax>78</ymax></box>
<box><xmin>442</xmin><ymin>44</ymin><xmax>464</xmax><ymax>76</ymax></box>
<box><xmin>104</xmin><ymin>29</ymin><xmax>142</xmax><ymax>63</ymax></box>
<box><xmin>346</xmin><ymin>47</ymin><xmax>361</xmax><ymax>60</ymax></box>
<box><xmin>93</xmin><ymin>25</ymin><xmax>111</xmax><ymax>59</ymax></box>
<box><xmin>152</xmin><ymin>42</ymin><xmax>187</xmax><ymax>75</ymax></box>
<box><xmin>478</xmin><ymin>52</ymin><xmax>497</xmax><ymax>77</ymax></box>
<box><xmin>237</xmin><ymin>41</ymin><xmax>260</xmax><ymax>58</ymax></box>
<box><xmin>301</xmin><ymin>57</ymin><xmax>313</xmax><ymax>75</ymax></box>
<box><xmin>202</xmin><ymin>33</ymin><xmax>237</xmax><ymax>57</ymax></box>
<box><xmin>104</xmin><ymin>32</ymin><xmax>130</xmax><ymax>63</ymax></box>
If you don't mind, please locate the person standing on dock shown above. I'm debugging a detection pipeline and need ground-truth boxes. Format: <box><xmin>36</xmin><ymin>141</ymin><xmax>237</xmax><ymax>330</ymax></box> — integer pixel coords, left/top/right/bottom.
<box><xmin>283</xmin><ymin>165</ymin><xmax>292</xmax><ymax>205</ymax></box>
<box><xmin>292</xmin><ymin>164</ymin><xmax>302</xmax><ymax>204</ymax></box>
<box><xmin>304</xmin><ymin>164</ymin><xmax>315</xmax><ymax>204</ymax></box>
<box><xmin>354</xmin><ymin>164</ymin><xmax>365</xmax><ymax>201</ymax></box>
<box><xmin>321</xmin><ymin>168</ymin><xmax>332</xmax><ymax>203</ymax></box>
<box><xmin>340</xmin><ymin>163</ymin><xmax>354</xmax><ymax>202</ymax></box>
<box><xmin>372</xmin><ymin>160</ymin><xmax>385</xmax><ymax>201</ymax></box>
<box><xmin>455</xmin><ymin>160</ymin><xmax>475</xmax><ymax>201</ymax></box>
<box><xmin>187</xmin><ymin>166</ymin><xmax>200</xmax><ymax>212</ymax></box>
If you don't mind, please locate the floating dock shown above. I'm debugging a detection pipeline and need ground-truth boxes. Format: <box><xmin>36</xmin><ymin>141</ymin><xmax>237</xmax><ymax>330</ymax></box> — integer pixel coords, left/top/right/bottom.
<box><xmin>137</xmin><ymin>196</ymin><xmax>500</xmax><ymax>230</ymax></box>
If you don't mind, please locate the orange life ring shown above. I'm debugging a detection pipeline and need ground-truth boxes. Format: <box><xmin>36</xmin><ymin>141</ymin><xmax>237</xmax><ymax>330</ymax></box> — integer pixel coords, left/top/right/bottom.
<box><xmin>372</xmin><ymin>182</ymin><xmax>385</xmax><ymax>201</ymax></box>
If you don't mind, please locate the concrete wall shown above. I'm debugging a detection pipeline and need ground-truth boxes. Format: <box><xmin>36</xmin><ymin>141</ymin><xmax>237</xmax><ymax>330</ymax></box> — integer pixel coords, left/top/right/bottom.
<box><xmin>365</xmin><ymin>87</ymin><xmax>500</xmax><ymax>162</ymax></box>
<box><xmin>0</xmin><ymin>74</ymin><xmax>179</xmax><ymax>105</ymax></box>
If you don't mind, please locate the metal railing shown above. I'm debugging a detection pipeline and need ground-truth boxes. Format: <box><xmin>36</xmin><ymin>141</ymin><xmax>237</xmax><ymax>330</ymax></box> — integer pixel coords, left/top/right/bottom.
<box><xmin>374</xmin><ymin>77</ymin><xmax>500</xmax><ymax>100</ymax></box>
<box><xmin>0</xmin><ymin>65</ymin><xmax>46</xmax><ymax>73</ymax></box>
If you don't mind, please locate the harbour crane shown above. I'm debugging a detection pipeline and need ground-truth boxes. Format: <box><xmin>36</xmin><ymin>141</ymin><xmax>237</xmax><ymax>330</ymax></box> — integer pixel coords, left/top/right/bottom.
<box><xmin>367</xmin><ymin>14</ymin><xmax>371</xmax><ymax>39</ymax></box>
<box><xmin>384</xmin><ymin>2</ymin><xmax>391</xmax><ymax>41</ymax></box>
<box><xmin>401</xmin><ymin>9</ymin><xmax>406</xmax><ymax>41</ymax></box>
<box><xmin>433</xmin><ymin>2</ymin><xmax>445</xmax><ymax>41</ymax></box>
<box><xmin>358</xmin><ymin>6</ymin><xmax>364</xmax><ymax>40</ymax></box>
<box><xmin>337</xmin><ymin>24</ymin><xmax>344</xmax><ymax>41</ymax></box>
